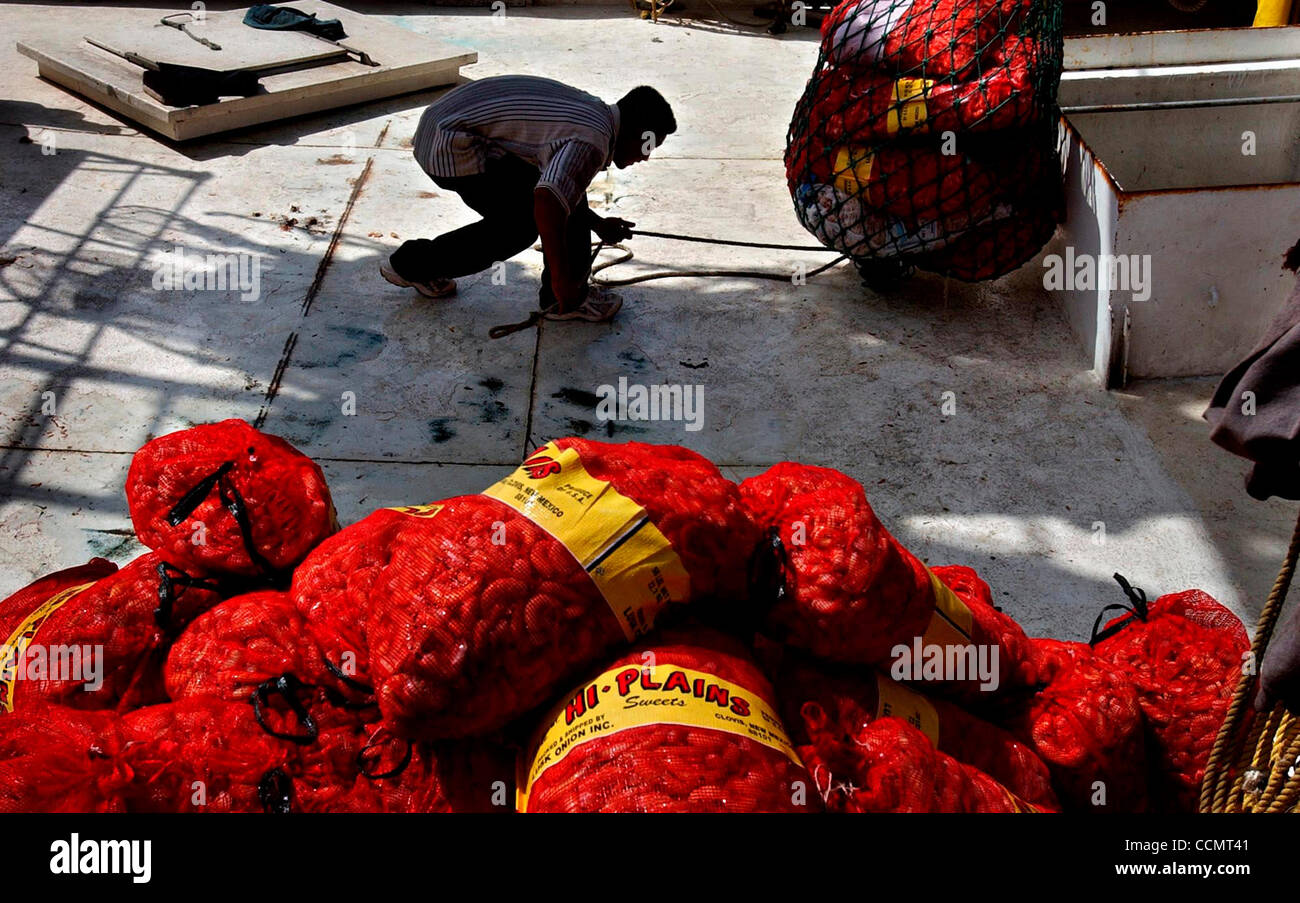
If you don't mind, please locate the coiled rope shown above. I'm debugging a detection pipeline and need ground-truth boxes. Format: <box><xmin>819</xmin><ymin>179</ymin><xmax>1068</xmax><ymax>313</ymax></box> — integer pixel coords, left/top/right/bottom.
<box><xmin>1200</xmin><ymin>507</ymin><xmax>1300</xmax><ymax>813</ymax></box>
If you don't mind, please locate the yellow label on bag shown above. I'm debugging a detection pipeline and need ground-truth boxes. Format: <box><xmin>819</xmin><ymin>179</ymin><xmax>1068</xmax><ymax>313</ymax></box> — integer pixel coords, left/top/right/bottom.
<box><xmin>920</xmin><ymin>568</ymin><xmax>975</xmax><ymax>650</ymax></box>
<box><xmin>833</xmin><ymin>146</ymin><xmax>876</xmax><ymax>195</ymax></box>
<box><xmin>385</xmin><ymin>503</ymin><xmax>445</xmax><ymax>519</ymax></box>
<box><xmin>482</xmin><ymin>441</ymin><xmax>690</xmax><ymax>640</ymax></box>
<box><xmin>875</xmin><ymin>672</ymin><xmax>941</xmax><ymax>746</ymax></box>
<box><xmin>887</xmin><ymin>77</ymin><xmax>933</xmax><ymax>134</ymax></box>
<box><xmin>0</xmin><ymin>582</ymin><xmax>95</xmax><ymax>714</ymax></box>
<box><xmin>517</xmin><ymin>663</ymin><xmax>802</xmax><ymax>811</ymax></box>
<box><xmin>1002</xmin><ymin>786</ymin><xmax>1045</xmax><ymax>813</ymax></box>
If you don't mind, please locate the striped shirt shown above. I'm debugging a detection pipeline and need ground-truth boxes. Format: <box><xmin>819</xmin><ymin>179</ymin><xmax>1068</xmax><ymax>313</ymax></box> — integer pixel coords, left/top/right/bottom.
<box><xmin>413</xmin><ymin>75</ymin><xmax>620</xmax><ymax>214</ymax></box>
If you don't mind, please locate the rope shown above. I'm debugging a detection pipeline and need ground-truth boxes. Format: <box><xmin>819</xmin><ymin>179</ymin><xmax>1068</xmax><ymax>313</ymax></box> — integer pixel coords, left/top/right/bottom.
<box><xmin>160</xmin><ymin>13</ymin><xmax>222</xmax><ymax>51</ymax></box>
<box><xmin>592</xmin><ymin>242</ymin><xmax>847</xmax><ymax>286</ymax></box>
<box><xmin>487</xmin><ymin>229</ymin><xmax>849</xmax><ymax>339</ymax></box>
<box><xmin>627</xmin><ymin>229</ymin><xmax>842</xmax><ymax>253</ymax></box>
<box><xmin>1199</xmin><ymin>506</ymin><xmax>1300</xmax><ymax>813</ymax></box>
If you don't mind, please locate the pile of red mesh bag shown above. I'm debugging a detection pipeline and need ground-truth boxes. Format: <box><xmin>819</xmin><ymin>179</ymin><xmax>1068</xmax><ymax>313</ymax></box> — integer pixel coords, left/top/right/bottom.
<box><xmin>994</xmin><ymin>638</ymin><xmax>1149</xmax><ymax>812</ymax></box>
<box><xmin>1091</xmin><ymin>582</ymin><xmax>1249</xmax><ymax>812</ymax></box>
<box><xmin>296</xmin><ymin>438</ymin><xmax>757</xmax><ymax>740</ymax></box>
<box><xmin>741</xmin><ymin>462</ymin><xmax>1035</xmax><ymax>702</ymax></box>
<box><xmin>786</xmin><ymin>0</ymin><xmax>1064</xmax><ymax>281</ymax></box>
<box><xmin>0</xmin><ymin>552</ymin><xmax>223</xmax><ymax>713</ymax></box>
<box><xmin>519</xmin><ymin>629</ymin><xmax>816</xmax><ymax>813</ymax></box>
<box><xmin>126</xmin><ymin>418</ymin><xmax>337</xmax><ymax>580</ymax></box>
<box><xmin>0</xmin><ymin>425</ymin><xmax>1252</xmax><ymax>816</ymax></box>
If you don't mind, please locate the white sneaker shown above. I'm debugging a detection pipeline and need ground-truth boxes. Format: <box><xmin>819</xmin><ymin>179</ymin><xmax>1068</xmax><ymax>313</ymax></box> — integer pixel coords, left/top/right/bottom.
<box><xmin>545</xmin><ymin>287</ymin><xmax>623</xmax><ymax>323</ymax></box>
<box><xmin>380</xmin><ymin>261</ymin><xmax>457</xmax><ymax>299</ymax></box>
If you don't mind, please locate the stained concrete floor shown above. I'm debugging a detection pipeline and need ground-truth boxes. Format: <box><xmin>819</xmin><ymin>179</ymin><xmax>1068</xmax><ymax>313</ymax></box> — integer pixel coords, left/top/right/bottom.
<box><xmin>0</xmin><ymin>3</ymin><xmax>1295</xmax><ymax>643</ymax></box>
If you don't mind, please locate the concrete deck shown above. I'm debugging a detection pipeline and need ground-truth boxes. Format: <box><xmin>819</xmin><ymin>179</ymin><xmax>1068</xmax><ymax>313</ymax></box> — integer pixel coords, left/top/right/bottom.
<box><xmin>1</xmin><ymin>3</ymin><xmax>1295</xmax><ymax>643</ymax></box>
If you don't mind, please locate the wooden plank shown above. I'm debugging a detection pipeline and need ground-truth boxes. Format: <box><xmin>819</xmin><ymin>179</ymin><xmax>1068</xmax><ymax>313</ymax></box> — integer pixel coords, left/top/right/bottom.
<box><xmin>15</xmin><ymin>2</ymin><xmax>476</xmax><ymax>141</ymax></box>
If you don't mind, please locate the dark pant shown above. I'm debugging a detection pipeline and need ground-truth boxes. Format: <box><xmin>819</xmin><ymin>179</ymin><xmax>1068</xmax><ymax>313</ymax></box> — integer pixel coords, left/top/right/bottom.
<box><xmin>391</xmin><ymin>154</ymin><xmax>591</xmax><ymax>307</ymax></box>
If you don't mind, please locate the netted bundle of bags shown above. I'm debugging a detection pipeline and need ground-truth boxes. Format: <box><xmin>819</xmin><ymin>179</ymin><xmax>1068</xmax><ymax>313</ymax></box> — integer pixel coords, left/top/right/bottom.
<box><xmin>785</xmin><ymin>0</ymin><xmax>1064</xmax><ymax>281</ymax></box>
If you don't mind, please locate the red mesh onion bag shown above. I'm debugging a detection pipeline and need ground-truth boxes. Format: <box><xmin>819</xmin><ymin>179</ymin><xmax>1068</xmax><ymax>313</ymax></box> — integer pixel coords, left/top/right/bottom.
<box><xmin>101</xmin><ymin>698</ymin><xmax>299</xmax><ymax>812</ymax></box>
<box><xmin>299</xmin><ymin>438</ymin><xmax>757</xmax><ymax>740</ymax></box>
<box><xmin>802</xmin><ymin>715</ymin><xmax>1046</xmax><ymax>812</ymax></box>
<box><xmin>930</xmin><ymin>564</ymin><xmax>1038</xmax><ymax>689</ymax></box>
<box><xmin>1091</xmin><ymin>583</ymin><xmax>1249</xmax><ymax>812</ymax></box>
<box><xmin>290</xmin><ymin>507</ymin><xmax>408</xmax><ymax>692</ymax></box>
<box><xmin>521</xmin><ymin>630</ymin><xmax>817</xmax><ymax>813</ymax></box>
<box><xmin>0</xmin><ymin>705</ymin><xmax>123</xmax><ymax>812</ymax></box>
<box><xmin>164</xmin><ymin>589</ymin><xmax>372</xmax><ymax>717</ymax></box>
<box><xmin>126</xmin><ymin>419</ymin><xmax>337</xmax><ymax>579</ymax></box>
<box><xmin>98</xmin><ymin>697</ymin><xmax>366</xmax><ymax>813</ymax></box>
<box><xmin>742</xmin><ymin>462</ymin><xmax>1033</xmax><ymax>701</ymax></box>
<box><xmin>0</xmin><ymin>552</ymin><xmax>223</xmax><ymax>713</ymax></box>
<box><xmin>0</xmin><ymin>558</ymin><xmax>115</xmax><ymax>713</ymax></box>
<box><xmin>101</xmin><ymin>695</ymin><xmax>509</xmax><ymax>813</ymax></box>
<box><xmin>305</xmin><ymin>722</ymin><xmax>515</xmax><ymax>813</ymax></box>
<box><xmin>774</xmin><ymin>655</ymin><xmax>1057</xmax><ymax>809</ymax></box>
<box><xmin>786</xmin><ymin>0</ymin><xmax>1064</xmax><ymax>281</ymax></box>
<box><xmin>996</xmin><ymin>639</ymin><xmax>1148</xmax><ymax>812</ymax></box>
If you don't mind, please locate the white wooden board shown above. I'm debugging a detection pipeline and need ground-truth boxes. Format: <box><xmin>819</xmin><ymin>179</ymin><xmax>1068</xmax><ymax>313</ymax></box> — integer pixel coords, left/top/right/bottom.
<box><xmin>91</xmin><ymin>14</ymin><xmax>348</xmax><ymax>71</ymax></box>
<box><xmin>16</xmin><ymin>2</ymin><xmax>476</xmax><ymax>141</ymax></box>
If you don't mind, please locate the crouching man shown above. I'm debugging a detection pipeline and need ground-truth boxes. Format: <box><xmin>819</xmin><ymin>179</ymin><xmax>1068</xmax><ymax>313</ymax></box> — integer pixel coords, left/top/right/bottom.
<box><xmin>381</xmin><ymin>75</ymin><xmax>676</xmax><ymax>323</ymax></box>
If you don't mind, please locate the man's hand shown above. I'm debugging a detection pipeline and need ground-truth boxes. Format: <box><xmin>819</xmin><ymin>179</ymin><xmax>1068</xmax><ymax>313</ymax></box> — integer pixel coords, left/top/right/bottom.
<box><xmin>593</xmin><ymin>216</ymin><xmax>635</xmax><ymax>244</ymax></box>
<box><xmin>535</xmin><ymin>187</ymin><xmax>588</xmax><ymax>311</ymax></box>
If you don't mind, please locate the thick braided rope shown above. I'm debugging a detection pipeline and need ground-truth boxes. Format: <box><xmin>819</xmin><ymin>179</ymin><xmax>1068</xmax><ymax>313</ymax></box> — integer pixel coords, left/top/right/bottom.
<box><xmin>1200</xmin><ymin>507</ymin><xmax>1300</xmax><ymax>812</ymax></box>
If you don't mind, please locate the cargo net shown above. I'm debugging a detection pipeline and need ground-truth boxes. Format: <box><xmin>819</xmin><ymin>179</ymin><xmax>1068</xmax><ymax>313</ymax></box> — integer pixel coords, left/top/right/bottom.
<box><xmin>785</xmin><ymin>0</ymin><xmax>1065</xmax><ymax>282</ymax></box>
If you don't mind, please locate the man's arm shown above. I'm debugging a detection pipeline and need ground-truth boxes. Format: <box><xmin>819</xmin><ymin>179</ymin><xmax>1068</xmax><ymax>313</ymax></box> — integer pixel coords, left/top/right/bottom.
<box><xmin>534</xmin><ymin>187</ymin><xmax>586</xmax><ymax>311</ymax></box>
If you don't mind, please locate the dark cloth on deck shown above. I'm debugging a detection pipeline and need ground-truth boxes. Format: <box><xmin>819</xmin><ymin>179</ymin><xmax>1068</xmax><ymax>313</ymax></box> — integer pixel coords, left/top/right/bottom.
<box><xmin>243</xmin><ymin>5</ymin><xmax>346</xmax><ymax>40</ymax></box>
<box><xmin>1204</xmin><ymin>264</ymin><xmax>1300</xmax><ymax>501</ymax></box>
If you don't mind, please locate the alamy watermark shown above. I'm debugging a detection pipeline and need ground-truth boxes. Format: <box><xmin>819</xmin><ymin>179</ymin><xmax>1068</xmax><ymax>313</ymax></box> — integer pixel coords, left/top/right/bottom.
<box><xmin>595</xmin><ymin>377</ymin><xmax>704</xmax><ymax>432</ymax></box>
<box><xmin>50</xmin><ymin>834</ymin><xmax>151</xmax><ymax>884</ymax></box>
<box><xmin>0</xmin><ymin>643</ymin><xmax>104</xmax><ymax>703</ymax></box>
<box><xmin>150</xmin><ymin>245</ymin><xmax>265</xmax><ymax>302</ymax></box>
<box><xmin>1042</xmin><ymin>247</ymin><xmax>1151</xmax><ymax>302</ymax></box>
<box><xmin>890</xmin><ymin>638</ymin><xmax>1000</xmax><ymax>693</ymax></box>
